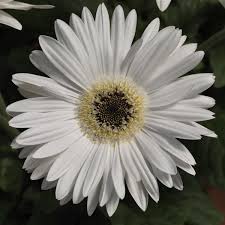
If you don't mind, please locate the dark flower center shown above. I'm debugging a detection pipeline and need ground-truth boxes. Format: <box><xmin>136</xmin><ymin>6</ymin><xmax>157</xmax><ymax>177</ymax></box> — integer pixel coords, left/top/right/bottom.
<box><xmin>92</xmin><ymin>90</ymin><xmax>133</xmax><ymax>129</ymax></box>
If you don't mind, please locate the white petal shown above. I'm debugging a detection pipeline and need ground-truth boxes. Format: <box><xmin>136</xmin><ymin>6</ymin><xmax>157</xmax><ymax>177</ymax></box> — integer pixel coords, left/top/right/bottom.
<box><xmin>11</xmin><ymin>138</ymin><xmax>23</xmax><ymax>149</ymax></box>
<box><xmin>21</xmin><ymin>146</ymin><xmax>39</xmax><ymax>167</ymax></box>
<box><xmin>171</xmin><ymin>35</ymin><xmax>191</xmax><ymax>57</ymax></box>
<box><xmin>121</xmin><ymin>39</ymin><xmax>142</xmax><ymax>76</ymax></box>
<box><xmin>149</xmin><ymin>81</ymin><xmax>193</xmax><ymax>109</ymax></box>
<box><xmin>156</xmin><ymin>0</ymin><xmax>172</xmax><ymax>11</ymax></box>
<box><xmin>145</xmin><ymin>116</ymin><xmax>202</xmax><ymax>140</ymax></box>
<box><xmin>182</xmin><ymin>74</ymin><xmax>215</xmax><ymax>99</ymax></box>
<box><xmin>32</xmin><ymin>131</ymin><xmax>79</xmax><ymax>159</ymax></box>
<box><xmin>54</xmin><ymin>19</ymin><xmax>93</xmax><ymax>81</ymax></box>
<box><xmin>126</xmin><ymin>176</ymin><xmax>148</xmax><ymax>211</ymax></box>
<box><xmin>0</xmin><ymin>1</ymin><xmax>54</xmax><ymax>10</ymax></box>
<box><xmin>141</xmin><ymin>18</ymin><xmax>160</xmax><ymax>45</ymax></box>
<box><xmin>15</xmin><ymin>120</ymin><xmax>79</xmax><ymax>146</ymax></box>
<box><xmin>190</xmin><ymin>122</ymin><xmax>217</xmax><ymax>138</ymax></box>
<box><xmin>56</xmin><ymin>165</ymin><xmax>78</xmax><ymax>200</ymax></box>
<box><xmin>19</xmin><ymin>146</ymin><xmax>35</xmax><ymax>159</ymax></box>
<box><xmin>170</xmin><ymin>42</ymin><xmax>198</xmax><ymax>59</ymax></box>
<box><xmin>128</xmin><ymin>26</ymin><xmax>177</xmax><ymax>80</ymax></box>
<box><xmin>0</xmin><ymin>10</ymin><xmax>22</xmax><ymax>30</ymax></box>
<box><xmin>99</xmin><ymin>148</ymin><xmax>114</xmax><ymax>206</ymax></box>
<box><xmin>69</xmin><ymin>13</ymin><xmax>100</xmax><ymax>79</ymax></box>
<box><xmin>123</xmin><ymin>9</ymin><xmax>137</xmax><ymax>58</ymax></box>
<box><xmin>55</xmin><ymin>19</ymin><xmax>87</xmax><ymax>61</ymax></box>
<box><xmin>170</xmin><ymin>155</ymin><xmax>196</xmax><ymax>175</ymax></box>
<box><xmin>119</xmin><ymin>142</ymin><xmax>141</xmax><ymax>181</ymax></box>
<box><xmin>39</xmin><ymin>35</ymin><xmax>87</xmax><ymax>90</ymax></box>
<box><xmin>178</xmin><ymin>35</ymin><xmax>187</xmax><ymax>46</ymax></box>
<box><xmin>111</xmin><ymin>144</ymin><xmax>125</xmax><ymax>199</ymax></box>
<box><xmin>29</xmin><ymin>50</ymin><xmax>80</xmax><ymax>93</ymax></box>
<box><xmin>41</xmin><ymin>178</ymin><xmax>57</xmax><ymax>190</ymax></box>
<box><xmin>150</xmin><ymin>131</ymin><xmax>196</xmax><ymax>165</ymax></box>
<box><xmin>23</xmin><ymin>159</ymin><xmax>37</xmax><ymax>172</ymax></box>
<box><xmin>0</xmin><ymin>0</ymin><xmax>13</xmax><ymax>3</ymax></box>
<box><xmin>106</xmin><ymin>191</ymin><xmax>120</xmax><ymax>217</ymax></box>
<box><xmin>152</xmin><ymin>166</ymin><xmax>173</xmax><ymax>188</ymax></box>
<box><xmin>130</xmin><ymin>140</ymin><xmax>159</xmax><ymax>202</ymax></box>
<box><xmin>69</xmin><ymin>13</ymin><xmax>88</xmax><ymax>49</ymax></box>
<box><xmin>7</xmin><ymin>97</ymin><xmax>75</xmax><ymax>115</ymax></box>
<box><xmin>136</xmin><ymin>131</ymin><xmax>177</xmax><ymax>174</ymax></box>
<box><xmin>83</xmin><ymin>144</ymin><xmax>108</xmax><ymax>197</ymax></box>
<box><xmin>18</xmin><ymin>88</ymin><xmax>38</xmax><ymax>98</ymax></box>
<box><xmin>9</xmin><ymin>111</ymin><xmax>75</xmax><ymax>128</ymax></box>
<box><xmin>111</xmin><ymin>5</ymin><xmax>125</xmax><ymax>76</ymax></box>
<box><xmin>180</xmin><ymin>95</ymin><xmax>215</xmax><ymax>109</ymax></box>
<box><xmin>95</xmin><ymin>3</ymin><xmax>113</xmax><ymax>76</ymax></box>
<box><xmin>23</xmin><ymin>153</ymin><xmax>47</xmax><ymax>171</ymax></box>
<box><xmin>148</xmin><ymin>73</ymin><xmax>214</xmax><ymax>109</ymax></box>
<box><xmin>31</xmin><ymin>157</ymin><xmax>55</xmax><ymax>180</ymax></box>
<box><xmin>172</xmin><ymin>172</ymin><xmax>183</xmax><ymax>190</ymax></box>
<box><xmin>47</xmin><ymin>136</ymin><xmax>92</xmax><ymax>181</ymax></box>
<box><xmin>87</xmin><ymin>183</ymin><xmax>101</xmax><ymax>216</ymax></box>
<box><xmin>151</xmin><ymin>104</ymin><xmax>214</xmax><ymax>122</ymax></box>
<box><xmin>82</xmin><ymin>7</ymin><xmax>103</xmax><ymax>76</ymax></box>
<box><xmin>59</xmin><ymin>191</ymin><xmax>72</xmax><ymax>205</ymax></box>
<box><xmin>147</xmin><ymin>51</ymin><xmax>205</xmax><ymax>92</ymax></box>
<box><xmin>73</xmin><ymin>147</ymin><xmax>97</xmax><ymax>204</ymax></box>
<box><xmin>12</xmin><ymin>73</ymin><xmax>79</xmax><ymax>103</ymax></box>
<box><xmin>134</xmin><ymin>29</ymin><xmax>182</xmax><ymax>84</ymax></box>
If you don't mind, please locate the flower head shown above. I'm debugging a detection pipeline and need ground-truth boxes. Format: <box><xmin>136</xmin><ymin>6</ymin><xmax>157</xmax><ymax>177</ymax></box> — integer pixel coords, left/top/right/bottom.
<box><xmin>0</xmin><ymin>0</ymin><xmax>54</xmax><ymax>30</ymax></box>
<box><xmin>7</xmin><ymin>3</ymin><xmax>216</xmax><ymax>216</ymax></box>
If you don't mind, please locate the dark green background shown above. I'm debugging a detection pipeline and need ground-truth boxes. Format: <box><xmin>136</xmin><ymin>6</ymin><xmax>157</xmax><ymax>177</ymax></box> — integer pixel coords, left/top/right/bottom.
<box><xmin>1</xmin><ymin>0</ymin><xmax>225</xmax><ymax>224</ymax></box>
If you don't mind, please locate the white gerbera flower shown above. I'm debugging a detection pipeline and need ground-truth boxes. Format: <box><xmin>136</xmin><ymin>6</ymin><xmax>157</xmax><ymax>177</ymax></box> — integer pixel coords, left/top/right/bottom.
<box><xmin>156</xmin><ymin>0</ymin><xmax>172</xmax><ymax>11</ymax></box>
<box><xmin>7</xmin><ymin>3</ymin><xmax>216</xmax><ymax>216</ymax></box>
<box><xmin>0</xmin><ymin>0</ymin><xmax>54</xmax><ymax>30</ymax></box>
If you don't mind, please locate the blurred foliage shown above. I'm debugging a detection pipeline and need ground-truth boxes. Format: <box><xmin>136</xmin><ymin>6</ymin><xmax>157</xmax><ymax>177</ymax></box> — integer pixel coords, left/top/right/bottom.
<box><xmin>112</xmin><ymin>177</ymin><xmax>223</xmax><ymax>225</ymax></box>
<box><xmin>0</xmin><ymin>0</ymin><xmax>225</xmax><ymax>224</ymax></box>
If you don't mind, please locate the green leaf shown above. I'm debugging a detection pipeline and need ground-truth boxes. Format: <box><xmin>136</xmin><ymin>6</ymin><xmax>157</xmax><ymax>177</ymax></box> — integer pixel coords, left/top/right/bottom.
<box><xmin>111</xmin><ymin>177</ymin><xmax>223</xmax><ymax>225</ymax></box>
<box><xmin>111</xmin><ymin>203</ymin><xmax>147</xmax><ymax>225</ymax></box>
<box><xmin>39</xmin><ymin>190</ymin><xmax>59</xmax><ymax>214</ymax></box>
<box><xmin>0</xmin><ymin>94</ymin><xmax>9</xmax><ymax>119</ymax></box>
<box><xmin>80</xmin><ymin>0</ymin><xmax>104</xmax><ymax>13</ymax></box>
<box><xmin>210</xmin><ymin>45</ymin><xmax>225</xmax><ymax>88</ymax></box>
<box><xmin>0</xmin><ymin>115</ymin><xmax>19</xmax><ymax>140</ymax></box>
<box><xmin>18</xmin><ymin>184</ymin><xmax>58</xmax><ymax>215</ymax></box>
<box><xmin>26</xmin><ymin>210</ymin><xmax>61</xmax><ymax>225</ymax></box>
<box><xmin>21</xmin><ymin>184</ymin><xmax>41</xmax><ymax>206</ymax></box>
<box><xmin>0</xmin><ymin>157</ymin><xmax>24</xmax><ymax>194</ymax></box>
<box><xmin>161</xmin><ymin>0</ymin><xmax>205</xmax><ymax>38</ymax></box>
<box><xmin>0</xmin><ymin>193</ymin><xmax>17</xmax><ymax>225</ymax></box>
<box><xmin>0</xmin><ymin>146</ymin><xmax>17</xmax><ymax>158</ymax></box>
<box><xmin>0</xmin><ymin>93</ymin><xmax>19</xmax><ymax>140</ymax></box>
<box><xmin>195</xmin><ymin>110</ymin><xmax>225</xmax><ymax>188</ymax></box>
<box><xmin>8</xmin><ymin>46</ymin><xmax>36</xmax><ymax>73</ymax></box>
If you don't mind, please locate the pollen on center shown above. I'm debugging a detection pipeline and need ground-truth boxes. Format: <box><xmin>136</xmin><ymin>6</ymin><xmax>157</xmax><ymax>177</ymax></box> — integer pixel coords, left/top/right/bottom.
<box><xmin>77</xmin><ymin>79</ymin><xmax>145</xmax><ymax>144</ymax></box>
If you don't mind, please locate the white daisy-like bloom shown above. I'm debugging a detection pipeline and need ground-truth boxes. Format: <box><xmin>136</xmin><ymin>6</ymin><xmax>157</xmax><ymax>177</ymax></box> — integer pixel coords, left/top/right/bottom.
<box><xmin>0</xmin><ymin>0</ymin><xmax>54</xmax><ymax>30</ymax></box>
<box><xmin>156</xmin><ymin>0</ymin><xmax>171</xmax><ymax>11</ymax></box>
<box><xmin>7</xmin><ymin>3</ymin><xmax>216</xmax><ymax>216</ymax></box>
